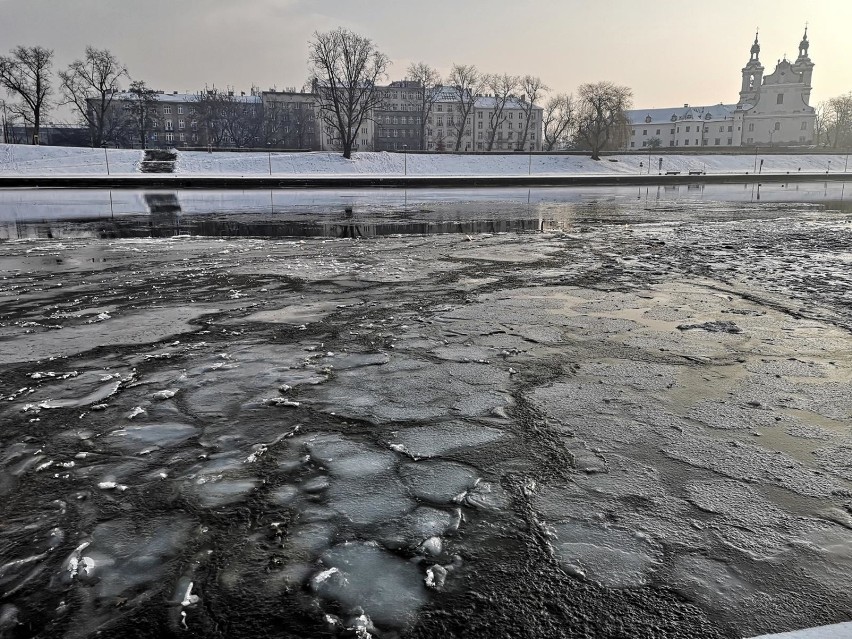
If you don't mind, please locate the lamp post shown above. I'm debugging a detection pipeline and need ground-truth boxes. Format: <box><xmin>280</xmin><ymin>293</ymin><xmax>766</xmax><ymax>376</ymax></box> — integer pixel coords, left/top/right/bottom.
<box><xmin>827</xmin><ymin>159</ymin><xmax>832</xmax><ymax>174</ymax></box>
<box><xmin>402</xmin><ymin>144</ymin><xmax>408</xmax><ymax>176</ymax></box>
<box><xmin>102</xmin><ymin>142</ymin><xmax>110</xmax><ymax>176</ymax></box>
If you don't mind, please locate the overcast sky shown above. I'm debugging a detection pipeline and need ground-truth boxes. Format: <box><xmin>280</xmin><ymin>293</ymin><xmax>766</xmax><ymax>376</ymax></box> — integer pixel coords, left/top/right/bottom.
<box><xmin>1</xmin><ymin>0</ymin><xmax>849</xmax><ymax>121</ymax></box>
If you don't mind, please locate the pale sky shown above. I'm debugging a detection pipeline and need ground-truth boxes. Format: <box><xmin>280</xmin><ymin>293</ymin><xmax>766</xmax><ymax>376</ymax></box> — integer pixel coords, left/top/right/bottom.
<box><xmin>1</xmin><ymin>0</ymin><xmax>850</xmax><ymax>122</ymax></box>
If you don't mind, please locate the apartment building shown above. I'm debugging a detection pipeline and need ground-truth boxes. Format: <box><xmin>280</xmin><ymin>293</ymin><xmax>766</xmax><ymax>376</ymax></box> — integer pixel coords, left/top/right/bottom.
<box><xmin>373</xmin><ymin>80</ymin><xmax>423</xmax><ymax>151</ymax></box>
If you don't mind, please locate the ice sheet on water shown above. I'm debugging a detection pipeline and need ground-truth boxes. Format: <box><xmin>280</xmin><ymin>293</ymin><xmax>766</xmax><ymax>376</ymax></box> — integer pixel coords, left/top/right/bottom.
<box><xmin>550</xmin><ymin>521</ymin><xmax>662</xmax><ymax>588</ymax></box>
<box><xmin>400</xmin><ymin>460</ymin><xmax>479</xmax><ymax>505</ymax></box>
<box><xmin>195</xmin><ymin>479</ymin><xmax>257</xmax><ymax>508</ymax></box>
<box><xmin>326</xmin><ymin>473</ymin><xmax>416</xmax><ymax>526</ymax></box>
<box><xmin>106</xmin><ymin>422</ymin><xmax>198</xmax><ymax>453</ymax></box>
<box><xmin>66</xmin><ymin>516</ymin><xmax>192</xmax><ymax>600</ymax></box>
<box><xmin>375</xmin><ymin>506</ymin><xmax>460</xmax><ymax>549</ymax></box>
<box><xmin>307</xmin><ymin>434</ymin><xmax>397</xmax><ymax>478</ymax></box>
<box><xmin>313</xmin><ymin>542</ymin><xmax>427</xmax><ymax>626</ymax></box>
<box><xmin>389</xmin><ymin>422</ymin><xmax>503</xmax><ymax>458</ymax></box>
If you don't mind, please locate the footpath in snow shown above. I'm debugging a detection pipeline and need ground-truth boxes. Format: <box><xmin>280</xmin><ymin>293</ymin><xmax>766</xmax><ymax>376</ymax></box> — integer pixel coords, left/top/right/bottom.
<box><xmin>0</xmin><ymin>143</ymin><xmax>849</xmax><ymax>178</ymax></box>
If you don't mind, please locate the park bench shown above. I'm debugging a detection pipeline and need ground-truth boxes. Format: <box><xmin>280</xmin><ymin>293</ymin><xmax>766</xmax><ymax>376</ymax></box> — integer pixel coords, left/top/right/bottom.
<box><xmin>665</xmin><ymin>170</ymin><xmax>680</xmax><ymax>175</ymax></box>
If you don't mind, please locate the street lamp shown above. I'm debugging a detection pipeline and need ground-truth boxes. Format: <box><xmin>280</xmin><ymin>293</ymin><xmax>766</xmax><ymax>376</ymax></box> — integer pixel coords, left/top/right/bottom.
<box><xmin>402</xmin><ymin>144</ymin><xmax>408</xmax><ymax>176</ymax></box>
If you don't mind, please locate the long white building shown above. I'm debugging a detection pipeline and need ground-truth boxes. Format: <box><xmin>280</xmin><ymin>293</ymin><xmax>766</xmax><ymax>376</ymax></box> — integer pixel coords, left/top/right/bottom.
<box><xmin>626</xmin><ymin>29</ymin><xmax>816</xmax><ymax>149</ymax></box>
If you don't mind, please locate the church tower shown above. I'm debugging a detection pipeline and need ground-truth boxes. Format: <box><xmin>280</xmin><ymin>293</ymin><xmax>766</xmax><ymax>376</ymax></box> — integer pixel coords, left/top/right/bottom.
<box><xmin>739</xmin><ymin>31</ymin><xmax>764</xmax><ymax>106</ymax></box>
<box><xmin>791</xmin><ymin>26</ymin><xmax>815</xmax><ymax>99</ymax></box>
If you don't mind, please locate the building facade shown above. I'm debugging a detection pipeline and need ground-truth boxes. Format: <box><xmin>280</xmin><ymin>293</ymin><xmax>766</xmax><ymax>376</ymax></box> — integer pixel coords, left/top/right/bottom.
<box><xmin>374</xmin><ymin>80</ymin><xmax>423</xmax><ymax>151</ymax></box>
<box><xmin>423</xmin><ymin>88</ymin><xmax>543</xmax><ymax>152</ymax></box>
<box><xmin>261</xmin><ymin>90</ymin><xmax>321</xmax><ymax>150</ymax></box>
<box><xmin>626</xmin><ymin>29</ymin><xmax>816</xmax><ymax>149</ymax></box>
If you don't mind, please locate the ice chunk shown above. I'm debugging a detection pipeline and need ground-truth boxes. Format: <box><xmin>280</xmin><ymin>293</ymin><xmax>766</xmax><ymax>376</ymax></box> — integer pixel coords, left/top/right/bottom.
<box><xmin>313</xmin><ymin>542</ymin><xmax>427</xmax><ymax>626</ymax></box>
<box><xmin>400</xmin><ymin>460</ymin><xmax>479</xmax><ymax>504</ymax></box>
<box><xmin>550</xmin><ymin>521</ymin><xmax>662</xmax><ymax>588</ymax></box>
<box><xmin>389</xmin><ymin>422</ymin><xmax>503</xmax><ymax>458</ymax></box>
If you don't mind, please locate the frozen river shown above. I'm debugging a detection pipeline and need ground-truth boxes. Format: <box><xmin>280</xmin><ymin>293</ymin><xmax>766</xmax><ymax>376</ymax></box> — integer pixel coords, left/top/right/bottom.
<box><xmin>1</xmin><ymin>185</ymin><xmax>852</xmax><ymax>638</ymax></box>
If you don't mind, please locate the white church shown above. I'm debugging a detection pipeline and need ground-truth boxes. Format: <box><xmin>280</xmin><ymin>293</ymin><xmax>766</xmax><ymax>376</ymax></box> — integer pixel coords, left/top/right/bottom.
<box><xmin>625</xmin><ymin>29</ymin><xmax>816</xmax><ymax>149</ymax></box>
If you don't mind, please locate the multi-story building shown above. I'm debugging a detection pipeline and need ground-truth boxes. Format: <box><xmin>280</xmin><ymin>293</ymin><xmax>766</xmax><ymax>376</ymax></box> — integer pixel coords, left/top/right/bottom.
<box><xmin>374</xmin><ymin>80</ymin><xmax>423</xmax><ymax>151</ymax></box>
<box><xmin>261</xmin><ymin>89</ymin><xmax>321</xmax><ymax>150</ymax></box>
<box><xmin>91</xmin><ymin>89</ymin><xmax>262</xmax><ymax>149</ymax></box>
<box><xmin>626</xmin><ymin>29</ymin><xmax>816</xmax><ymax>149</ymax></box>
<box><xmin>424</xmin><ymin>88</ymin><xmax>543</xmax><ymax>152</ymax></box>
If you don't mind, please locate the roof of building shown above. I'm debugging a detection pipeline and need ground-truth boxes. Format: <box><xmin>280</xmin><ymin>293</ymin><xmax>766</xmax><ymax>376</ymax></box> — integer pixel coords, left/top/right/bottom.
<box><xmin>626</xmin><ymin>103</ymin><xmax>738</xmax><ymax>125</ymax></box>
<box><xmin>430</xmin><ymin>86</ymin><xmax>542</xmax><ymax>111</ymax></box>
<box><xmin>111</xmin><ymin>91</ymin><xmax>261</xmax><ymax>104</ymax></box>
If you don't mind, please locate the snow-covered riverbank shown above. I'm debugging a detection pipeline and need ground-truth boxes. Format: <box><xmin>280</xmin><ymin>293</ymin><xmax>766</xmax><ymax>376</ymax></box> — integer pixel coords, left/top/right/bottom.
<box><xmin>1</xmin><ymin>143</ymin><xmax>849</xmax><ymax>177</ymax></box>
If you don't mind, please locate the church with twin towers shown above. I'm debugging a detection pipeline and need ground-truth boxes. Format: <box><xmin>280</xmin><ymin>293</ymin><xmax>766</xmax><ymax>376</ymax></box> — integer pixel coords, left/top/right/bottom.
<box><xmin>625</xmin><ymin>28</ymin><xmax>816</xmax><ymax>150</ymax></box>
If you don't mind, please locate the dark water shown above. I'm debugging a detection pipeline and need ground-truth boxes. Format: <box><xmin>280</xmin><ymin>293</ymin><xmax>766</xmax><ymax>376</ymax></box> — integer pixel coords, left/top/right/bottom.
<box><xmin>1</xmin><ymin>182</ymin><xmax>851</xmax><ymax>240</ymax></box>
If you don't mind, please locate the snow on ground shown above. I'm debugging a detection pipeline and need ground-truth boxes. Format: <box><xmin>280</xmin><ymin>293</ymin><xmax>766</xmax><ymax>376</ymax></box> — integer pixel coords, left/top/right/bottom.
<box><xmin>0</xmin><ymin>143</ymin><xmax>849</xmax><ymax>177</ymax></box>
<box><xmin>748</xmin><ymin>622</ymin><xmax>852</xmax><ymax>638</ymax></box>
<box><xmin>175</xmin><ymin>149</ymin><xmax>848</xmax><ymax>177</ymax></box>
<box><xmin>0</xmin><ymin>144</ymin><xmax>142</xmax><ymax>175</ymax></box>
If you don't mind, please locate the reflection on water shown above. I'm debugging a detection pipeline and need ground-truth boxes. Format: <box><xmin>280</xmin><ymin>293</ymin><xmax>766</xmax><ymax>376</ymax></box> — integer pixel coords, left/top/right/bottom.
<box><xmin>1</xmin><ymin>182</ymin><xmax>850</xmax><ymax>240</ymax></box>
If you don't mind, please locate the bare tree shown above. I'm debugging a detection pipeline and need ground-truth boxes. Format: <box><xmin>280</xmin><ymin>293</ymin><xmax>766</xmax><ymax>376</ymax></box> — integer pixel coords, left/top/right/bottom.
<box><xmin>542</xmin><ymin>93</ymin><xmax>576</xmax><ymax>151</ymax></box>
<box><xmin>308</xmin><ymin>28</ymin><xmax>390</xmax><ymax>158</ymax></box>
<box><xmin>59</xmin><ymin>46</ymin><xmax>128</xmax><ymax>146</ymax></box>
<box><xmin>406</xmin><ymin>62</ymin><xmax>442</xmax><ymax>151</ymax></box>
<box><xmin>482</xmin><ymin>73</ymin><xmax>520</xmax><ymax>151</ymax></box>
<box><xmin>446</xmin><ymin>64</ymin><xmax>482</xmax><ymax>151</ymax></box>
<box><xmin>516</xmin><ymin>75</ymin><xmax>548</xmax><ymax>151</ymax></box>
<box><xmin>0</xmin><ymin>46</ymin><xmax>54</xmax><ymax>144</ymax></box>
<box><xmin>814</xmin><ymin>101</ymin><xmax>828</xmax><ymax>147</ymax></box>
<box><xmin>824</xmin><ymin>93</ymin><xmax>852</xmax><ymax>149</ymax></box>
<box><xmin>192</xmin><ymin>88</ymin><xmax>230</xmax><ymax>148</ymax></box>
<box><xmin>575</xmin><ymin>82</ymin><xmax>632</xmax><ymax>160</ymax></box>
<box><xmin>125</xmin><ymin>80</ymin><xmax>159</xmax><ymax>148</ymax></box>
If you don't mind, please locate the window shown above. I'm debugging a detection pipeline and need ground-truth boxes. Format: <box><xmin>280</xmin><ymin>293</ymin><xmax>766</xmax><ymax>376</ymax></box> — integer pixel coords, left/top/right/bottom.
<box><xmin>641</xmin><ymin>141</ymin><xmax>646</xmax><ymax>147</ymax></box>
<box><xmin>630</xmin><ymin>141</ymin><xmax>635</xmax><ymax>148</ymax></box>
<box><xmin>686</xmin><ymin>126</ymin><xmax>691</xmax><ymax>132</ymax></box>
<box><xmin>799</xmin><ymin>136</ymin><xmax>806</xmax><ymax>142</ymax></box>
<box><xmin>684</xmin><ymin>139</ymin><xmax>689</xmax><ymax>145</ymax></box>
<box><xmin>191</xmin><ymin>120</ymin><xmax>197</xmax><ymax>130</ymax></box>
<box><xmin>643</xmin><ymin>129</ymin><xmax>647</xmax><ymax>135</ymax></box>
<box><xmin>177</xmin><ymin>106</ymin><xmax>183</xmax><ymax>115</ymax></box>
<box><xmin>508</xmin><ymin>132</ymin><xmax>513</xmax><ymax>139</ymax></box>
<box><xmin>179</xmin><ymin>133</ymin><xmax>185</xmax><ymax>142</ymax></box>
<box><xmin>656</xmin><ymin>129</ymin><xmax>660</xmax><ymax>135</ymax></box>
<box><xmin>801</xmin><ymin>121</ymin><xmax>807</xmax><ymax>130</ymax></box>
<box><xmin>631</xmin><ymin>130</ymin><xmax>636</xmax><ymax>136</ymax></box>
<box><xmin>478</xmin><ymin>121</ymin><xmax>483</xmax><ymax>129</ymax></box>
<box><xmin>748</xmin><ymin>123</ymin><xmax>754</xmax><ymax>132</ymax></box>
<box><xmin>774</xmin><ymin>122</ymin><xmax>781</xmax><ymax>131</ymax></box>
<box><xmin>670</xmin><ymin>128</ymin><xmax>675</xmax><ymax>134</ymax></box>
<box><xmin>747</xmin><ymin>137</ymin><xmax>754</xmax><ymax>143</ymax></box>
<box><xmin>437</xmin><ymin>105</ymin><xmax>442</xmax><ymax>112</ymax></box>
<box><xmin>178</xmin><ymin>120</ymin><xmax>185</xmax><ymax>129</ymax></box>
<box><xmin>477</xmin><ymin>142</ymin><xmax>483</xmax><ymax>150</ymax></box>
<box><xmin>165</xmin><ymin>120</ymin><xmax>173</xmax><ymax>131</ymax></box>
<box><xmin>151</xmin><ymin>132</ymin><xmax>158</xmax><ymax>141</ymax></box>
<box><xmin>777</xmin><ymin>94</ymin><xmax>784</xmax><ymax>104</ymax></box>
<box><xmin>714</xmin><ymin>138</ymin><xmax>721</xmax><ymax>145</ymax></box>
<box><xmin>728</xmin><ymin>126</ymin><xmax>733</xmax><ymax>132</ymax></box>
<box><xmin>719</xmin><ymin>126</ymin><xmax>724</xmax><ymax>132</ymax></box>
<box><xmin>478</xmin><ymin>131</ymin><xmax>483</xmax><ymax>139</ymax></box>
<box><xmin>669</xmin><ymin>141</ymin><xmax>675</xmax><ymax>147</ymax></box>
<box><xmin>163</xmin><ymin>105</ymin><xmax>171</xmax><ymax>114</ymax></box>
<box><xmin>727</xmin><ymin>138</ymin><xmax>733</xmax><ymax>145</ymax></box>
<box><xmin>165</xmin><ymin>132</ymin><xmax>174</xmax><ymax>142</ymax></box>
<box><xmin>437</xmin><ymin>117</ymin><xmax>443</xmax><ymax>126</ymax></box>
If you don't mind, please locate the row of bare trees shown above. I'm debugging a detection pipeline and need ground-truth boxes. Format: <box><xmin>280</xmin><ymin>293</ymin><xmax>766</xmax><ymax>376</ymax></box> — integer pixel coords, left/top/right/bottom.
<box><xmin>308</xmin><ymin>27</ymin><xmax>632</xmax><ymax>159</ymax></box>
<box><xmin>815</xmin><ymin>94</ymin><xmax>852</xmax><ymax>149</ymax></box>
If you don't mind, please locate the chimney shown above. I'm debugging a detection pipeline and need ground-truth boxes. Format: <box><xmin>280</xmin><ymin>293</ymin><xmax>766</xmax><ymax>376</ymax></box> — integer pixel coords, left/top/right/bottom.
<box><xmin>683</xmin><ymin>103</ymin><xmax>689</xmax><ymax>108</ymax></box>
<box><xmin>173</xmin><ymin>91</ymin><xmax>178</xmax><ymax>95</ymax></box>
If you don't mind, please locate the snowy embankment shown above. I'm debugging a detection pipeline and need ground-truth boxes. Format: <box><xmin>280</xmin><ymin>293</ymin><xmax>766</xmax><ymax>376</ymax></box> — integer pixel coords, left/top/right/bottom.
<box><xmin>0</xmin><ymin>144</ymin><xmax>141</xmax><ymax>175</ymax></box>
<box><xmin>175</xmin><ymin>150</ymin><xmax>847</xmax><ymax>177</ymax></box>
<box><xmin>0</xmin><ymin>143</ymin><xmax>849</xmax><ymax>177</ymax></box>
